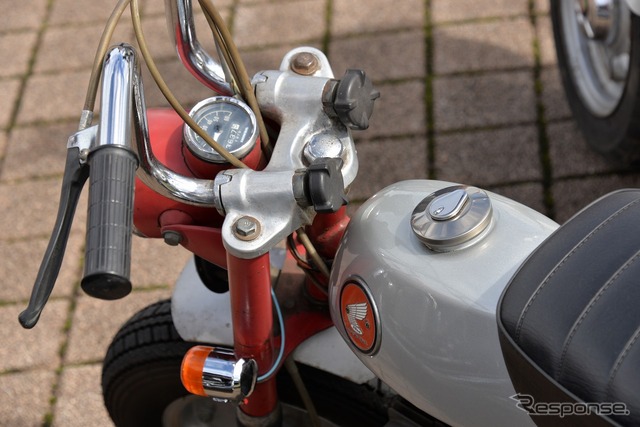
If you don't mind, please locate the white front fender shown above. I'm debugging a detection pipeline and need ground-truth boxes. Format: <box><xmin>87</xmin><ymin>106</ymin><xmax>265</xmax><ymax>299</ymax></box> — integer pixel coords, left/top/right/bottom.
<box><xmin>171</xmin><ymin>256</ymin><xmax>376</xmax><ymax>385</ymax></box>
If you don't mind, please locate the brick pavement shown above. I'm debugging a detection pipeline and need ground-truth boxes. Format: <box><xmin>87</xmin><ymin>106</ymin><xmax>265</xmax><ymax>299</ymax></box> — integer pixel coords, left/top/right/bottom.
<box><xmin>1</xmin><ymin>0</ymin><xmax>638</xmax><ymax>426</ymax></box>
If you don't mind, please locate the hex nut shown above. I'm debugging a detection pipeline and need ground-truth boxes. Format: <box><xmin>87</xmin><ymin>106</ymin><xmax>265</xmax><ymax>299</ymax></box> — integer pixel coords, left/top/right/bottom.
<box><xmin>291</xmin><ymin>52</ymin><xmax>320</xmax><ymax>75</ymax></box>
<box><xmin>233</xmin><ymin>216</ymin><xmax>261</xmax><ymax>241</ymax></box>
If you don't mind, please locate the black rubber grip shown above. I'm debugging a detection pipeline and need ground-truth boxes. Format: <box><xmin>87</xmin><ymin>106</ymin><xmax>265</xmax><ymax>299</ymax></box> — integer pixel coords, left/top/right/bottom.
<box><xmin>81</xmin><ymin>145</ymin><xmax>137</xmax><ymax>300</ymax></box>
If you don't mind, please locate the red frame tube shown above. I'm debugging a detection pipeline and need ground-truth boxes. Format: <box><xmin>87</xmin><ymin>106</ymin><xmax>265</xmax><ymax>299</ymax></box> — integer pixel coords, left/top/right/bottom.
<box><xmin>227</xmin><ymin>253</ymin><xmax>277</xmax><ymax>417</ymax></box>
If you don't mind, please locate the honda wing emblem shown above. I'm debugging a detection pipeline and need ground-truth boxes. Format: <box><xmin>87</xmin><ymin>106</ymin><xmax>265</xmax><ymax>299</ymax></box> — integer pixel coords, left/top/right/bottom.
<box><xmin>346</xmin><ymin>302</ymin><xmax>368</xmax><ymax>335</ymax></box>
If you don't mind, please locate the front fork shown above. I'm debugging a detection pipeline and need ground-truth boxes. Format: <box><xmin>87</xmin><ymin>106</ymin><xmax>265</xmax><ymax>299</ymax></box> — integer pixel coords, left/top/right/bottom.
<box><xmin>227</xmin><ymin>253</ymin><xmax>279</xmax><ymax>421</ymax></box>
<box><xmin>226</xmin><ymin>209</ymin><xmax>349</xmax><ymax>424</ymax></box>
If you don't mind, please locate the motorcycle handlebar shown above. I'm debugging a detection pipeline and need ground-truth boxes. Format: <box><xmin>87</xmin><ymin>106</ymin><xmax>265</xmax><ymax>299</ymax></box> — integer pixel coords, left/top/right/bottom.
<box><xmin>81</xmin><ymin>45</ymin><xmax>138</xmax><ymax>300</ymax></box>
<box><xmin>164</xmin><ymin>0</ymin><xmax>234</xmax><ymax>96</ymax></box>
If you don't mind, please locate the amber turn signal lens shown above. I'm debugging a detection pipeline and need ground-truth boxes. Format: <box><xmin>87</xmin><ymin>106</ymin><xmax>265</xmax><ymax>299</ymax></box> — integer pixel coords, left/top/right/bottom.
<box><xmin>181</xmin><ymin>345</ymin><xmax>212</xmax><ymax>396</ymax></box>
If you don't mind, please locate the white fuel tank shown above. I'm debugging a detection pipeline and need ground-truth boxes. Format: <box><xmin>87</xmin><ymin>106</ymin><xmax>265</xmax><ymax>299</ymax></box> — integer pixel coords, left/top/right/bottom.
<box><xmin>329</xmin><ymin>180</ymin><xmax>558</xmax><ymax>427</ymax></box>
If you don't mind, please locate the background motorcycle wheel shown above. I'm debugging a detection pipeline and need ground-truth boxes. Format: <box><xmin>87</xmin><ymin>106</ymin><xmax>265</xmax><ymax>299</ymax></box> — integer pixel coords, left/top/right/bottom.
<box><xmin>551</xmin><ymin>0</ymin><xmax>640</xmax><ymax>164</ymax></box>
<box><xmin>101</xmin><ymin>300</ymin><xmax>392</xmax><ymax>427</ymax></box>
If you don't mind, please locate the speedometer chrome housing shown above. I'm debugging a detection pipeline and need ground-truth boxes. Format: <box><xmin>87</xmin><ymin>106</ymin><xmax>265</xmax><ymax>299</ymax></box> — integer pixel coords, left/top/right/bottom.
<box><xmin>183</xmin><ymin>96</ymin><xmax>258</xmax><ymax>163</ymax></box>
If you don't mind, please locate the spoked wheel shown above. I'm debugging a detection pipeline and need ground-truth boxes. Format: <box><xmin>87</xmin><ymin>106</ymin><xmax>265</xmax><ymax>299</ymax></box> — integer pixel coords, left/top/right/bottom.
<box><xmin>551</xmin><ymin>0</ymin><xmax>640</xmax><ymax>164</ymax></box>
<box><xmin>101</xmin><ymin>300</ymin><xmax>393</xmax><ymax>426</ymax></box>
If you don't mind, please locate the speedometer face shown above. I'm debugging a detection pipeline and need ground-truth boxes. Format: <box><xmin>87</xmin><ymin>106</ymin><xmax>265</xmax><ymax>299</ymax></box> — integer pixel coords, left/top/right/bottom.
<box><xmin>184</xmin><ymin>96</ymin><xmax>258</xmax><ymax>163</ymax></box>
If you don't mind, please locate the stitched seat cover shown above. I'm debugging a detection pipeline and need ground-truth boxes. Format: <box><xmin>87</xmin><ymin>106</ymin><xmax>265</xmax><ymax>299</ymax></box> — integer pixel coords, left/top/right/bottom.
<box><xmin>498</xmin><ymin>189</ymin><xmax>640</xmax><ymax>426</ymax></box>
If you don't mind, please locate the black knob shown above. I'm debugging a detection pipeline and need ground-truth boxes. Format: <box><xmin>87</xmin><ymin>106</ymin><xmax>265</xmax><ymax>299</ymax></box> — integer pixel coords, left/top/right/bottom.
<box><xmin>298</xmin><ymin>158</ymin><xmax>347</xmax><ymax>213</ymax></box>
<box><xmin>326</xmin><ymin>69</ymin><xmax>380</xmax><ymax>131</ymax></box>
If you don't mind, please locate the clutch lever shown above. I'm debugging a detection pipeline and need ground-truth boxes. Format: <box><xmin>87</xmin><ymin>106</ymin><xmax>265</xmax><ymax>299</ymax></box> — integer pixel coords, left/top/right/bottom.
<box><xmin>20</xmin><ymin>44</ymin><xmax>139</xmax><ymax>328</ymax></box>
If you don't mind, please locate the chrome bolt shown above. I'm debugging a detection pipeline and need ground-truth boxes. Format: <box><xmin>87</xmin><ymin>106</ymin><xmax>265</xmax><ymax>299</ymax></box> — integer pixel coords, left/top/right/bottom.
<box><xmin>162</xmin><ymin>230</ymin><xmax>183</xmax><ymax>246</ymax></box>
<box><xmin>79</xmin><ymin>149</ymin><xmax>90</xmax><ymax>163</ymax></box>
<box><xmin>304</xmin><ymin>134</ymin><xmax>344</xmax><ymax>163</ymax></box>
<box><xmin>233</xmin><ymin>216</ymin><xmax>261</xmax><ymax>240</ymax></box>
<box><xmin>291</xmin><ymin>52</ymin><xmax>320</xmax><ymax>75</ymax></box>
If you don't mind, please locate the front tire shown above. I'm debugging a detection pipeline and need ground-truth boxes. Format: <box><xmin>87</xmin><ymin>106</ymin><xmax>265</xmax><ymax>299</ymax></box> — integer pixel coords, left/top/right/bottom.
<box><xmin>551</xmin><ymin>0</ymin><xmax>640</xmax><ymax>164</ymax></box>
<box><xmin>101</xmin><ymin>300</ymin><xmax>394</xmax><ymax>426</ymax></box>
<box><xmin>102</xmin><ymin>300</ymin><xmax>196</xmax><ymax>427</ymax></box>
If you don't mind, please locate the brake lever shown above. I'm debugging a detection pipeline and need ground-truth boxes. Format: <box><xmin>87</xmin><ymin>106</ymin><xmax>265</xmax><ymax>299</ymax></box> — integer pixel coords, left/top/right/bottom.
<box><xmin>20</xmin><ymin>44</ymin><xmax>139</xmax><ymax>328</ymax></box>
<box><xmin>19</xmin><ymin>144</ymin><xmax>89</xmax><ymax>328</ymax></box>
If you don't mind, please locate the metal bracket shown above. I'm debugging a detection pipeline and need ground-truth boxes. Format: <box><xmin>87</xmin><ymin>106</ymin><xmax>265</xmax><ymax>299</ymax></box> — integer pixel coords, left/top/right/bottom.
<box><xmin>67</xmin><ymin>125</ymin><xmax>98</xmax><ymax>162</ymax></box>
<box><xmin>217</xmin><ymin>168</ymin><xmax>315</xmax><ymax>259</ymax></box>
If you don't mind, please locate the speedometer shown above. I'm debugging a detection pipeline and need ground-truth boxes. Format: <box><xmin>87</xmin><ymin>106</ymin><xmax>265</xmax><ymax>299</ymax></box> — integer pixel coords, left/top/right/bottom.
<box><xmin>183</xmin><ymin>96</ymin><xmax>258</xmax><ymax>163</ymax></box>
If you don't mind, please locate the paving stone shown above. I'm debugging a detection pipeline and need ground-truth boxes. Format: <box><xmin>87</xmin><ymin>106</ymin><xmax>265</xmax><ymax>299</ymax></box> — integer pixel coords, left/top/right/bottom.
<box><xmin>434</xmin><ymin>18</ymin><xmax>534</xmax><ymax>75</ymax></box>
<box><xmin>2</xmin><ymin>122</ymin><xmax>76</xmax><ymax>181</ymax></box>
<box><xmin>349</xmin><ymin>137</ymin><xmax>428</xmax><ymax>201</ymax></box>
<box><xmin>537</xmin><ymin>16</ymin><xmax>557</xmax><ymax>67</ymax></box>
<box><xmin>34</xmin><ymin>24</ymin><xmax>133</xmax><ymax>74</ymax></box>
<box><xmin>0</xmin><ymin>178</ymin><xmax>87</xmax><ymax>240</ymax></box>
<box><xmin>548</xmin><ymin>120</ymin><xmax>621</xmax><ymax>179</ymax></box>
<box><xmin>330</xmin><ymin>30</ymin><xmax>426</xmax><ymax>81</ymax></box>
<box><xmin>0</xmin><ymin>369</ymin><xmax>56</xmax><ymax>427</ymax></box>
<box><xmin>553</xmin><ymin>174</ymin><xmax>640</xmax><ymax>223</ymax></box>
<box><xmin>0</xmin><ymin>32</ymin><xmax>38</xmax><ymax>78</ymax></box>
<box><xmin>54</xmin><ymin>364</ymin><xmax>112</xmax><ymax>427</ymax></box>
<box><xmin>0</xmin><ymin>79</ymin><xmax>21</xmax><ymax>129</ymax></box>
<box><xmin>130</xmin><ymin>236</ymin><xmax>192</xmax><ymax>287</ymax></box>
<box><xmin>65</xmin><ymin>289</ymin><xmax>171</xmax><ymax>364</ymax></box>
<box><xmin>49</xmin><ymin>0</ymin><xmax>131</xmax><ymax>26</ymax></box>
<box><xmin>534</xmin><ymin>0</ymin><xmax>551</xmax><ymax>15</ymax></box>
<box><xmin>0</xmin><ymin>131</ymin><xmax>6</xmax><ymax>161</ymax></box>
<box><xmin>332</xmin><ymin>0</ymin><xmax>424</xmax><ymax>36</ymax></box>
<box><xmin>0</xmin><ymin>233</ymin><xmax>82</xmax><ymax>302</ymax></box>
<box><xmin>432</xmin><ymin>0</ymin><xmax>529</xmax><ymax>24</ymax></box>
<box><xmin>433</xmin><ymin>71</ymin><xmax>536</xmax><ymax>131</ymax></box>
<box><xmin>16</xmin><ymin>71</ymin><xmax>90</xmax><ymax>125</ymax></box>
<box><xmin>488</xmin><ymin>182</ymin><xmax>547</xmax><ymax>215</ymax></box>
<box><xmin>0</xmin><ymin>300</ymin><xmax>68</xmax><ymax>372</ymax></box>
<box><xmin>237</xmin><ymin>0</ymin><xmax>289</xmax><ymax>3</ymax></box>
<box><xmin>234</xmin><ymin>0</ymin><xmax>326</xmax><ymax>48</ymax></box>
<box><xmin>0</xmin><ymin>0</ymin><xmax>48</xmax><ymax>31</ymax></box>
<box><xmin>365</xmin><ymin>80</ymin><xmax>426</xmax><ymax>139</ymax></box>
<box><xmin>435</xmin><ymin>125</ymin><xmax>541</xmax><ymax>186</ymax></box>
<box><xmin>541</xmin><ymin>67</ymin><xmax>572</xmax><ymax>121</ymax></box>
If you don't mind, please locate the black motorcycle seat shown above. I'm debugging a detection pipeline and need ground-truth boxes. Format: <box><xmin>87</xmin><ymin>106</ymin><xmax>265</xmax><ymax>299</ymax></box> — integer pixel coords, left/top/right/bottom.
<box><xmin>497</xmin><ymin>189</ymin><xmax>640</xmax><ymax>427</ymax></box>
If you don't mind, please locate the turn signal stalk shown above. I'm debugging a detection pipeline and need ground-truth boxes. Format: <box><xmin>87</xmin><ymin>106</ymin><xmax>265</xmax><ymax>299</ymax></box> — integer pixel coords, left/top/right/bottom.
<box><xmin>181</xmin><ymin>345</ymin><xmax>257</xmax><ymax>402</ymax></box>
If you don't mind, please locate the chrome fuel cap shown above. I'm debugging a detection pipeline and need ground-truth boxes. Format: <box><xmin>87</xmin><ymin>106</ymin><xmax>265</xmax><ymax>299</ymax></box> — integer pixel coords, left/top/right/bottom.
<box><xmin>411</xmin><ymin>185</ymin><xmax>492</xmax><ymax>252</ymax></box>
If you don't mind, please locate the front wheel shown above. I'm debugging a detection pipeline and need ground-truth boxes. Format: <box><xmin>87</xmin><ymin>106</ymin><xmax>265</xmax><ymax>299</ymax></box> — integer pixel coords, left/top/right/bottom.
<box><xmin>551</xmin><ymin>0</ymin><xmax>640</xmax><ymax>164</ymax></box>
<box><xmin>101</xmin><ymin>300</ymin><xmax>394</xmax><ymax>426</ymax></box>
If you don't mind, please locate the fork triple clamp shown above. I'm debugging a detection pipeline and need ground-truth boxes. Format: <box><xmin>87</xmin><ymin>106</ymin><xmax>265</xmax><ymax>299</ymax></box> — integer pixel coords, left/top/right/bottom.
<box><xmin>19</xmin><ymin>45</ymin><xmax>139</xmax><ymax>329</ymax></box>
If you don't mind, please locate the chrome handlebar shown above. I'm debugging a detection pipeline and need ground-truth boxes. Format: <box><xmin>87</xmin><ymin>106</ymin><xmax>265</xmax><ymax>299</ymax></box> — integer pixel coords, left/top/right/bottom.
<box><xmin>130</xmin><ymin>53</ymin><xmax>220</xmax><ymax>207</ymax></box>
<box><xmin>164</xmin><ymin>0</ymin><xmax>234</xmax><ymax>96</ymax></box>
